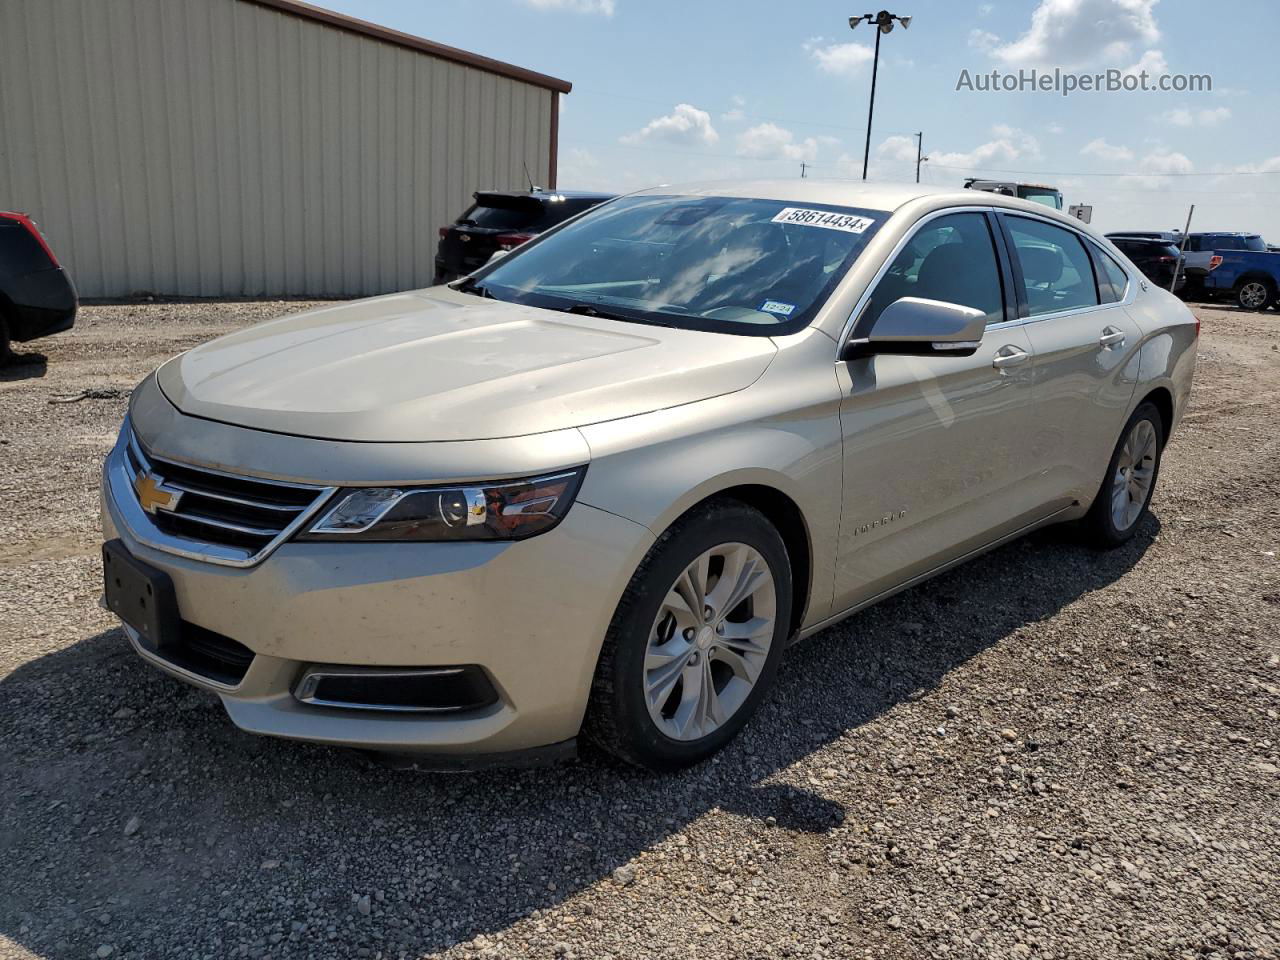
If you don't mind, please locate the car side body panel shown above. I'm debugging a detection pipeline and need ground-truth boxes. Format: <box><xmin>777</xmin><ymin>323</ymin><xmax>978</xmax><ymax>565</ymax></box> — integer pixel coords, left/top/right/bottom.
<box><xmin>575</xmin><ymin>327</ymin><xmax>845</xmax><ymax>631</ymax></box>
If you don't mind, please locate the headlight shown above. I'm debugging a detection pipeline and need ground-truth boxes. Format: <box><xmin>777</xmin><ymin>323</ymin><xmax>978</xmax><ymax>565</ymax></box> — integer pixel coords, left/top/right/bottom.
<box><xmin>297</xmin><ymin>468</ymin><xmax>586</xmax><ymax>542</ymax></box>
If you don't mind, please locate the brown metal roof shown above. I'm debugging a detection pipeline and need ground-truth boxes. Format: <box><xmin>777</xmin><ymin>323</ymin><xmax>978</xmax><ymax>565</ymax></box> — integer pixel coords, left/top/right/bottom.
<box><xmin>241</xmin><ymin>0</ymin><xmax>572</xmax><ymax>94</ymax></box>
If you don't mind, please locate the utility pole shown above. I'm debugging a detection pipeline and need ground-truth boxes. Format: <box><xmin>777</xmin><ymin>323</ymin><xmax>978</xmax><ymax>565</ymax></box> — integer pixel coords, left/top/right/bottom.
<box><xmin>800</xmin><ymin>162</ymin><xmax>808</xmax><ymax>179</ymax></box>
<box><xmin>850</xmin><ymin>11</ymin><xmax>912</xmax><ymax>180</ymax></box>
<box><xmin>914</xmin><ymin>131</ymin><xmax>927</xmax><ymax>183</ymax></box>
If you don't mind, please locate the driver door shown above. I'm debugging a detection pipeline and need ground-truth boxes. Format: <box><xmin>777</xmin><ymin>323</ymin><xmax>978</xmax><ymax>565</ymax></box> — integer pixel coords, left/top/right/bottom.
<box><xmin>831</xmin><ymin>209</ymin><xmax>1056</xmax><ymax>613</ymax></box>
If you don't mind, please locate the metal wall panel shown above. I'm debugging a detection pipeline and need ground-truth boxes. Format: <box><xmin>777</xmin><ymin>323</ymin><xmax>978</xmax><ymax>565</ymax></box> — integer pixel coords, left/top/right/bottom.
<box><xmin>0</xmin><ymin>0</ymin><xmax>557</xmax><ymax>297</ymax></box>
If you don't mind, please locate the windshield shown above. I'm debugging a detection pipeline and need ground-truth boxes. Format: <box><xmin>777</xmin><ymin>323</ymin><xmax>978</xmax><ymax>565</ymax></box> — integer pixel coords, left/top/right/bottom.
<box><xmin>1018</xmin><ymin>187</ymin><xmax>1063</xmax><ymax>210</ymax></box>
<box><xmin>466</xmin><ymin>194</ymin><xmax>886</xmax><ymax>335</ymax></box>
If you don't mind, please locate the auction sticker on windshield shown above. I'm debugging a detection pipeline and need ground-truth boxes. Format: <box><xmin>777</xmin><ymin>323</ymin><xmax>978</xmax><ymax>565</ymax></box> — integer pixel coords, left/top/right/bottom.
<box><xmin>771</xmin><ymin>208</ymin><xmax>876</xmax><ymax>233</ymax></box>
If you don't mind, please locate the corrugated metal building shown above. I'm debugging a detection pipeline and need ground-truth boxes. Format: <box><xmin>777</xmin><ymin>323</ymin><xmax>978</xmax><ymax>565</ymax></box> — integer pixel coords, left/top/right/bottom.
<box><xmin>0</xmin><ymin>0</ymin><xmax>569</xmax><ymax>298</ymax></box>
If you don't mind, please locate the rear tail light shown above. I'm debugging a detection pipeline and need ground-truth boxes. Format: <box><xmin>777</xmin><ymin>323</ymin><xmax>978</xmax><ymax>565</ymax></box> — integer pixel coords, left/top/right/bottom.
<box><xmin>438</xmin><ymin>226</ymin><xmax>449</xmax><ymax>240</ymax></box>
<box><xmin>496</xmin><ymin>232</ymin><xmax>535</xmax><ymax>250</ymax></box>
<box><xmin>0</xmin><ymin>210</ymin><xmax>60</xmax><ymax>267</ymax></box>
<box><xmin>1208</xmin><ymin>255</ymin><xmax>1223</xmax><ymax>271</ymax></box>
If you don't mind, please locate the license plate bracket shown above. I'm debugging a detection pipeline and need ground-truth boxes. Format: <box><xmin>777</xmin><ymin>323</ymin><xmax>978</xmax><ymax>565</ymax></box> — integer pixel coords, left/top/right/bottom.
<box><xmin>102</xmin><ymin>539</ymin><xmax>181</xmax><ymax>649</ymax></box>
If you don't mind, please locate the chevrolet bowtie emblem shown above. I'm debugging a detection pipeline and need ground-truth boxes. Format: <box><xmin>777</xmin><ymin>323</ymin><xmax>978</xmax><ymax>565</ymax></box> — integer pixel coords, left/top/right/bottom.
<box><xmin>134</xmin><ymin>471</ymin><xmax>183</xmax><ymax>515</ymax></box>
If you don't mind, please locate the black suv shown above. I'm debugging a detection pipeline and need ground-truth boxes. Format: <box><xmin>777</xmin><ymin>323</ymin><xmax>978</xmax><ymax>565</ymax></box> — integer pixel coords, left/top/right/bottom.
<box><xmin>1108</xmin><ymin>236</ymin><xmax>1187</xmax><ymax>293</ymax></box>
<box><xmin>1</xmin><ymin>211</ymin><xmax>77</xmax><ymax>361</ymax></box>
<box><xmin>434</xmin><ymin>190</ymin><xmax>614</xmax><ymax>284</ymax></box>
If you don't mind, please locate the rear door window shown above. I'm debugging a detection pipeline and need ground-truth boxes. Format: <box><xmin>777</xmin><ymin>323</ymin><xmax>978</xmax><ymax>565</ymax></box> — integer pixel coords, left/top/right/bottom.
<box><xmin>1006</xmin><ymin>217</ymin><xmax>1099</xmax><ymax>317</ymax></box>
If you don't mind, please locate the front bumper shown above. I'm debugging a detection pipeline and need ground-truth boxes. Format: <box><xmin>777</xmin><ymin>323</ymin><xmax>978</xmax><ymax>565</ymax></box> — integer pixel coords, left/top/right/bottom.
<box><xmin>101</xmin><ymin>432</ymin><xmax>653</xmax><ymax>756</ymax></box>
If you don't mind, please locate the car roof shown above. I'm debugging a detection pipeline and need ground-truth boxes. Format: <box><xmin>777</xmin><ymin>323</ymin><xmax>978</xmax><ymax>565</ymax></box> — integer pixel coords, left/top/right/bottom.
<box><xmin>630</xmin><ymin>178</ymin><xmax>1079</xmax><ymax>214</ymax></box>
<box><xmin>1189</xmin><ymin>231</ymin><xmax>1260</xmax><ymax>237</ymax></box>
<box><xmin>1109</xmin><ymin>236</ymin><xmax>1178</xmax><ymax>244</ymax></box>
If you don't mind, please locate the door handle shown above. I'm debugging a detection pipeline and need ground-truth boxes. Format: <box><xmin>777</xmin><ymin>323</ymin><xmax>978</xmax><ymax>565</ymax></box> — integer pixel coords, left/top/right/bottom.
<box><xmin>1099</xmin><ymin>327</ymin><xmax>1126</xmax><ymax>348</ymax></box>
<box><xmin>991</xmin><ymin>345</ymin><xmax>1030</xmax><ymax>370</ymax></box>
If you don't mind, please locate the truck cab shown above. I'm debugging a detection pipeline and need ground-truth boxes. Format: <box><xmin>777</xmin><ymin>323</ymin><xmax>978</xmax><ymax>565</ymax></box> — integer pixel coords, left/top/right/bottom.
<box><xmin>962</xmin><ymin>178</ymin><xmax>1063</xmax><ymax>211</ymax></box>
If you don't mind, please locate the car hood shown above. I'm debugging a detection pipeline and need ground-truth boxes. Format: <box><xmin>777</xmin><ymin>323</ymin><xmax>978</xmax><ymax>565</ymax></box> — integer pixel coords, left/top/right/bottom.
<box><xmin>156</xmin><ymin>290</ymin><xmax>777</xmax><ymax>442</ymax></box>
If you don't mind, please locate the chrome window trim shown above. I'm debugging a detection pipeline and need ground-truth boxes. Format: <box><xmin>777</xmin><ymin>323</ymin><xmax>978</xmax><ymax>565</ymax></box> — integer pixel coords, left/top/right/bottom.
<box><xmin>106</xmin><ymin>421</ymin><xmax>339</xmax><ymax>569</ymax></box>
<box><xmin>836</xmin><ymin>204</ymin><xmax>1139</xmax><ymax>353</ymax></box>
<box><xmin>835</xmin><ymin>204</ymin><xmax>1005</xmax><ymax>351</ymax></box>
<box><xmin>999</xmin><ymin>210</ymin><xmax>1138</xmax><ymax>318</ymax></box>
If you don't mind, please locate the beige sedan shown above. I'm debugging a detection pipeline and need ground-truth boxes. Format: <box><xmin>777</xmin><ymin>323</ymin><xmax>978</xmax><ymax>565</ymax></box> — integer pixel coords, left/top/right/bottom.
<box><xmin>100</xmin><ymin>180</ymin><xmax>1197</xmax><ymax>770</ymax></box>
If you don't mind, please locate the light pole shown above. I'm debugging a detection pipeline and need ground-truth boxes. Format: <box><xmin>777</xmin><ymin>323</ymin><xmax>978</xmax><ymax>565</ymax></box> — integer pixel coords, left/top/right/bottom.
<box><xmin>914</xmin><ymin>131</ymin><xmax>928</xmax><ymax>183</ymax></box>
<box><xmin>850</xmin><ymin>10</ymin><xmax>912</xmax><ymax>180</ymax></box>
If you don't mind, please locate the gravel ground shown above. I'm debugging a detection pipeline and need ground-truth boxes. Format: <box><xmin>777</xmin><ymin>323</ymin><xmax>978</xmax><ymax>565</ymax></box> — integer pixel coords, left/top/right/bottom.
<box><xmin>1</xmin><ymin>299</ymin><xmax>1278</xmax><ymax>960</ymax></box>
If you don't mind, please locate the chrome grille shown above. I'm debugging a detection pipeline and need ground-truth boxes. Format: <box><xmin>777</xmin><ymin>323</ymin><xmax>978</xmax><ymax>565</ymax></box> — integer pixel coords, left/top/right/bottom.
<box><xmin>116</xmin><ymin>427</ymin><xmax>336</xmax><ymax>567</ymax></box>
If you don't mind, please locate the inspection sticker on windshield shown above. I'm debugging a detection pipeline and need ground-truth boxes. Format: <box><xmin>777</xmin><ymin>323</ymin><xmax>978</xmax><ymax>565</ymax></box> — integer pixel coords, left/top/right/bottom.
<box><xmin>759</xmin><ymin>300</ymin><xmax>796</xmax><ymax>316</ymax></box>
<box><xmin>771</xmin><ymin>207</ymin><xmax>875</xmax><ymax>233</ymax></box>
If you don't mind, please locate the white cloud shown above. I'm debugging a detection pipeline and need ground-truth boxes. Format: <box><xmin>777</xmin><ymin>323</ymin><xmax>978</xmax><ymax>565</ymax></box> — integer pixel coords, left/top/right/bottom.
<box><xmin>1228</xmin><ymin>155</ymin><xmax>1280</xmax><ymax>175</ymax></box>
<box><xmin>1047</xmin><ymin>123</ymin><xmax>1065</xmax><ymax>134</ymax></box>
<box><xmin>1080</xmin><ymin>138</ymin><xmax>1134</xmax><ymax>161</ymax></box>
<box><xmin>978</xmin><ymin>0</ymin><xmax>1161</xmax><ymax>70</ymax></box>
<box><xmin>978</xmin><ymin>3</ymin><xmax>995</xmax><ymax>16</ymax></box>
<box><xmin>1123</xmin><ymin>47</ymin><xmax>1167</xmax><ymax>76</ymax></box>
<box><xmin>1143</xmin><ymin>149</ymin><xmax>1192</xmax><ymax>174</ymax></box>
<box><xmin>1163</xmin><ymin>105</ymin><xmax>1231</xmax><ymax>127</ymax></box>
<box><xmin>929</xmin><ymin>124</ymin><xmax>1042</xmax><ymax>170</ymax></box>
<box><xmin>521</xmin><ymin>0</ymin><xmax>615</xmax><ymax>14</ymax></box>
<box><xmin>721</xmin><ymin>95</ymin><xmax>747</xmax><ymax>123</ymax></box>
<box><xmin>621</xmin><ymin>104</ymin><xmax>718</xmax><ymax>147</ymax></box>
<box><xmin>1130</xmin><ymin>148</ymin><xmax>1192</xmax><ymax>189</ymax></box>
<box><xmin>877</xmin><ymin>135</ymin><xmax>920</xmax><ymax>164</ymax></box>
<box><xmin>805</xmin><ymin>38</ymin><xmax>874</xmax><ymax>76</ymax></box>
<box><xmin>969</xmin><ymin>28</ymin><xmax>999</xmax><ymax>52</ymax></box>
<box><xmin>736</xmin><ymin>122</ymin><xmax>820</xmax><ymax>163</ymax></box>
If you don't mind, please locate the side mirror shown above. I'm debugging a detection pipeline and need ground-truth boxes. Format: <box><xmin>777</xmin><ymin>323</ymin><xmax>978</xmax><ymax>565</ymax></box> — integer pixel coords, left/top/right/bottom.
<box><xmin>843</xmin><ymin>297</ymin><xmax>987</xmax><ymax>359</ymax></box>
<box><xmin>485</xmin><ymin>249</ymin><xmax>510</xmax><ymax>265</ymax></box>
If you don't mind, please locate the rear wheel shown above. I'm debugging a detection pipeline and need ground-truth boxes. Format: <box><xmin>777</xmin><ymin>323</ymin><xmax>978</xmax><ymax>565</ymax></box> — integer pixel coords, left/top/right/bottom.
<box><xmin>1237</xmin><ymin>279</ymin><xmax>1273</xmax><ymax>311</ymax></box>
<box><xmin>584</xmin><ymin>499</ymin><xmax>792</xmax><ymax>771</ymax></box>
<box><xmin>1079</xmin><ymin>402</ymin><xmax>1164</xmax><ymax>549</ymax></box>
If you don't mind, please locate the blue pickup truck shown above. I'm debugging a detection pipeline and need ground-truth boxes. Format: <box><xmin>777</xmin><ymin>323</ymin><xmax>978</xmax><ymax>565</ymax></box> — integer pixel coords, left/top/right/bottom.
<box><xmin>1191</xmin><ymin>233</ymin><xmax>1279</xmax><ymax>310</ymax></box>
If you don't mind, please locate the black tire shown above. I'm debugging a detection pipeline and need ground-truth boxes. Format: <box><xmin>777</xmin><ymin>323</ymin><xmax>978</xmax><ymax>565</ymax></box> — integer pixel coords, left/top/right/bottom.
<box><xmin>0</xmin><ymin>316</ymin><xmax>11</xmax><ymax>366</ymax></box>
<box><xmin>584</xmin><ymin>499</ymin><xmax>792</xmax><ymax>771</ymax></box>
<box><xmin>1236</xmin><ymin>278</ymin><xmax>1273</xmax><ymax>311</ymax></box>
<box><xmin>1079</xmin><ymin>402</ymin><xmax>1164</xmax><ymax>549</ymax></box>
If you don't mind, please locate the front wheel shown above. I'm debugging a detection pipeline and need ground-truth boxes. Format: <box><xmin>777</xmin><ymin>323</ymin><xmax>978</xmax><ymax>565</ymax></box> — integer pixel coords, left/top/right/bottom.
<box><xmin>1079</xmin><ymin>402</ymin><xmax>1164</xmax><ymax>549</ymax></box>
<box><xmin>584</xmin><ymin>499</ymin><xmax>792</xmax><ymax>771</ymax></box>
<box><xmin>1237</xmin><ymin>280</ymin><xmax>1273</xmax><ymax>311</ymax></box>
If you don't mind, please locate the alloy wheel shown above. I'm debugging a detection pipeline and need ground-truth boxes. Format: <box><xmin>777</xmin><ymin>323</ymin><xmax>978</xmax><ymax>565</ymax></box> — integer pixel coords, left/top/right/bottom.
<box><xmin>642</xmin><ymin>542</ymin><xmax>777</xmax><ymax>741</ymax></box>
<box><xmin>1239</xmin><ymin>281</ymin><xmax>1269</xmax><ymax>309</ymax></box>
<box><xmin>1110</xmin><ymin>419</ymin><xmax>1158</xmax><ymax>531</ymax></box>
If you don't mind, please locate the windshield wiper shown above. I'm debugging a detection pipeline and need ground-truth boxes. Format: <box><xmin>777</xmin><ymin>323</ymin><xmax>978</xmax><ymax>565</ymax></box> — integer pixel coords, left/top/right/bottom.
<box><xmin>454</xmin><ymin>276</ymin><xmax>494</xmax><ymax>299</ymax></box>
<box><xmin>561</xmin><ymin>302</ymin><xmax>631</xmax><ymax>321</ymax></box>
